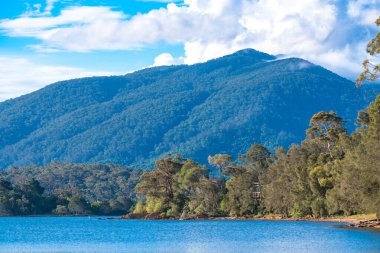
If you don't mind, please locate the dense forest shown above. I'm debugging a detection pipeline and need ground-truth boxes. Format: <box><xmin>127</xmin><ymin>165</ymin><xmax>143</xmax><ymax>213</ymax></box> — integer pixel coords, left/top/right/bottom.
<box><xmin>0</xmin><ymin>18</ymin><xmax>379</xmax><ymax>219</ymax></box>
<box><xmin>0</xmin><ymin>163</ymin><xmax>140</xmax><ymax>216</ymax></box>
<box><xmin>130</xmin><ymin>93</ymin><xmax>380</xmax><ymax>219</ymax></box>
<box><xmin>1</xmin><ymin>93</ymin><xmax>378</xmax><ymax>218</ymax></box>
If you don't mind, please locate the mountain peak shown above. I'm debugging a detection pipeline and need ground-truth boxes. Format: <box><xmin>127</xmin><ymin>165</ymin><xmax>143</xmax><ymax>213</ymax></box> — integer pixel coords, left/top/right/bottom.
<box><xmin>198</xmin><ymin>48</ymin><xmax>277</xmax><ymax>71</ymax></box>
<box><xmin>224</xmin><ymin>48</ymin><xmax>276</xmax><ymax>61</ymax></box>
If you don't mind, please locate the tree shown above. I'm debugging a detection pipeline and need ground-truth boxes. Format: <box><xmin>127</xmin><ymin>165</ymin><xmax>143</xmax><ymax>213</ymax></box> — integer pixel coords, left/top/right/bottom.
<box><xmin>356</xmin><ymin>17</ymin><xmax>380</xmax><ymax>87</ymax></box>
<box><xmin>262</xmin><ymin>147</ymin><xmax>294</xmax><ymax>216</ymax></box>
<box><xmin>239</xmin><ymin>144</ymin><xmax>273</xmax><ymax>194</ymax></box>
<box><xmin>221</xmin><ymin>145</ymin><xmax>272</xmax><ymax>216</ymax></box>
<box><xmin>239</xmin><ymin>144</ymin><xmax>273</xmax><ymax>170</ymax></box>
<box><xmin>136</xmin><ymin>154</ymin><xmax>182</xmax><ymax>200</ymax></box>
<box><xmin>20</xmin><ymin>179</ymin><xmax>48</xmax><ymax>215</ymax></box>
<box><xmin>21</xmin><ymin>179</ymin><xmax>44</xmax><ymax>196</ymax></box>
<box><xmin>185</xmin><ymin>178</ymin><xmax>224</xmax><ymax>218</ymax></box>
<box><xmin>134</xmin><ymin>155</ymin><xmax>224</xmax><ymax>219</ymax></box>
<box><xmin>67</xmin><ymin>196</ymin><xmax>92</xmax><ymax>215</ymax></box>
<box><xmin>176</xmin><ymin>160</ymin><xmax>209</xmax><ymax>195</ymax></box>
<box><xmin>0</xmin><ymin>179</ymin><xmax>15</xmax><ymax>216</ymax></box>
<box><xmin>347</xmin><ymin>96</ymin><xmax>380</xmax><ymax>218</ymax></box>
<box><xmin>224</xmin><ymin>168</ymin><xmax>261</xmax><ymax>216</ymax></box>
<box><xmin>208</xmin><ymin>154</ymin><xmax>233</xmax><ymax>175</ymax></box>
<box><xmin>135</xmin><ymin>154</ymin><xmax>190</xmax><ymax>217</ymax></box>
<box><xmin>355</xmin><ymin>16</ymin><xmax>380</xmax><ymax>219</ymax></box>
<box><xmin>306</xmin><ymin>111</ymin><xmax>346</xmax><ymax>156</ymax></box>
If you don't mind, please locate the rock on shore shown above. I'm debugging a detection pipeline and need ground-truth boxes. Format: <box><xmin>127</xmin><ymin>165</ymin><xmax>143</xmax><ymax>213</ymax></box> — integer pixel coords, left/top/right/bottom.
<box><xmin>350</xmin><ymin>219</ymin><xmax>380</xmax><ymax>229</ymax></box>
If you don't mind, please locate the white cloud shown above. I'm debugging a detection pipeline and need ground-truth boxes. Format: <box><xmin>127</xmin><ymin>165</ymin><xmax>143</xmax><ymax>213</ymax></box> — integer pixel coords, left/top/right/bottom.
<box><xmin>23</xmin><ymin>0</ymin><xmax>60</xmax><ymax>17</ymax></box>
<box><xmin>0</xmin><ymin>0</ymin><xmax>379</xmax><ymax>78</ymax></box>
<box><xmin>347</xmin><ymin>0</ymin><xmax>380</xmax><ymax>25</ymax></box>
<box><xmin>0</xmin><ymin>56</ymin><xmax>117</xmax><ymax>101</ymax></box>
<box><xmin>1</xmin><ymin>6</ymin><xmax>127</xmax><ymax>52</ymax></box>
<box><xmin>45</xmin><ymin>0</ymin><xmax>59</xmax><ymax>13</ymax></box>
<box><xmin>153</xmin><ymin>53</ymin><xmax>184</xmax><ymax>66</ymax></box>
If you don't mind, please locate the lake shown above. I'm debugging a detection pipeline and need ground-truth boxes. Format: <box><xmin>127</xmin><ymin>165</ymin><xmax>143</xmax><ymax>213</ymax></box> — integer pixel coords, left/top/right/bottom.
<box><xmin>0</xmin><ymin>217</ymin><xmax>379</xmax><ymax>253</ymax></box>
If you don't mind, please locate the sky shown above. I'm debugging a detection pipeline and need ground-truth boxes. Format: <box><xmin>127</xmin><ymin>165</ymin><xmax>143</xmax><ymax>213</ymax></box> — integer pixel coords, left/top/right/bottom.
<box><xmin>0</xmin><ymin>0</ymin><xmax>379</xmax><ymax>101</ymax></box>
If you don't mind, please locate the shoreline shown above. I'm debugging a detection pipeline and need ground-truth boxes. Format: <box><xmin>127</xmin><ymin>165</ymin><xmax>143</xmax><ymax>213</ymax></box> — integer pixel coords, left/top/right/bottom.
<box><xmin>215</xmin><ymin>216</ymin><xmax>376</xmax><ymax>223</ymax></box>
<box><xmin>1</xmin><ymin>214</ymin><xmax>378</xmax><ymax>230</ymax></box>
<box><xmin>122</xmin><ymin>213</ymin><xmax>380</xmax><ymax>230</ymax></box>
<box><xmin>214</xmin><ymin>217</ymin><xmax>380</xmax><ymax>229</ymax></box>
<box><xmin>206</xmin><ymin>217</ymin><xmax>361</xmax><ymax>223</ymax></box>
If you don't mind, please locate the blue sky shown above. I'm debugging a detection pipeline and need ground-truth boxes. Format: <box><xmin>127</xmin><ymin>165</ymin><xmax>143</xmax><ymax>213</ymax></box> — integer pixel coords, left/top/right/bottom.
<box><xmin>0</xmin><ymin>0</ymin><xmax>379</xmax><ymax>101</ymax></box>
<box><xmin>0</xmin><ymin>0</ymin><xmax>185</xmax><ymax>71</ymax></box>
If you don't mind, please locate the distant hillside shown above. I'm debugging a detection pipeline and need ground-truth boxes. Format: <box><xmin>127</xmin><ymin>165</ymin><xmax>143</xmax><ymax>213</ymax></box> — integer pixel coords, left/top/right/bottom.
<box><xmin>0</xmin><ymin>49</ymin><xmax>378</xmax><ymax>168</ymax></box>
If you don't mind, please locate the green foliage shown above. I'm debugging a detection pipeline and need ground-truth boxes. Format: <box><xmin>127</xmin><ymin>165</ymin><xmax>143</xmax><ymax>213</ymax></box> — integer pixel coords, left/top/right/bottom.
<box><xmin>1</xmin><ymin>93</ymin><xmax>379</xmax><ymax>218</ymax></box>
<box><xmin>187</xmin><ymin>178</ymin><xmax>224</xmax><ymax>217</ymax></box>
<box><xmin>135</xmin><ymin>155</ymin><xmax>224</xmax><ymax>219</ymax></box>
<box><xmin>133</xmin><ymin>201</ymin><xmax>145</xmax><ymax>214</ymax></box>
<box><xmin>306</xmin><ymin>110</ymin><xmax>346</xmax><ymax>156</ymax></box>
<box><xmin>208</xmin><ymin>154</ymin><xmax>232</xmax><ymax>171</ymax></box>
<box><xmin>0</xmin><ymin>178</ymin><xmax>56</xmax><ymax>216</ymax></box>
<box><xmin>224</xmin><ymin>169</ymin><xmax>261</xmax><ymax>216</ymax></box>
<box><xmin>133</xmin><ymin>99</ymin><xmax>380</xmax><ymax>220</ymax></box>
<box><xmin>220</xmin><ymin>144</ymin><xmax>272</xmax><ymax>216</ymax></box>
<box><xmin>356</xmin><ymin>16</ymin><xmax>380</xmax><ymax>86</ymax></box>
<box><xmin>0</xmin><ymin>163</ymin><xmax>141</xmax><ymax>216</ymax></box>
<box><xmin>263</xmin><ymin>96</ymin><xmax>380</xmax><ymax>218</ymax></box>
<box><xmin>330</xmin><ymin>95</ymin><xmax>380</xmax><ymax>217</ymax></box>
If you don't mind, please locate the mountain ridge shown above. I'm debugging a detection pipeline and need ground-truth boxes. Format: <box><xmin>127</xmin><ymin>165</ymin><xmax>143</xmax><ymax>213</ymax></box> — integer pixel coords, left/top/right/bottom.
<box><xmin>0</xmin><ymin>49</ymin><xmax>379</xmax><ymax>168</ymax></box>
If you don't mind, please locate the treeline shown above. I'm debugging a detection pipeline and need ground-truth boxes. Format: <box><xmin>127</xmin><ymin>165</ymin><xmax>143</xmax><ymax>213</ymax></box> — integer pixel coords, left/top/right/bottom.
<box><xmin>0</xmin><ymin>95</ymin><xmax>378</xmax><ymax>218</ymax></box>
<box><xmin>0</xmin><ymin>163</ymin><xmax>141</xmax><ymax>216</ymax></box>
<box><xmin>131</xmin><ymin>94</ymin><xmax>380</xmax><ymax>219</ymax></box>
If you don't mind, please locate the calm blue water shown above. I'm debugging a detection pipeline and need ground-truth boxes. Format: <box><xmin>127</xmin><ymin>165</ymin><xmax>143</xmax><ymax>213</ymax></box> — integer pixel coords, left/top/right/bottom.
<box><xmin>0</xmin><ymin>217</ymin><xmax>379</xmax><ymax>253</ymax></box>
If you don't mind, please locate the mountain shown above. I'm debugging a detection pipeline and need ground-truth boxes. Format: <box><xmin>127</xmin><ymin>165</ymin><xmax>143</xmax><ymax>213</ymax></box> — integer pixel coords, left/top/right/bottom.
<box><xmin>0</xmin><ymin>49</ymin><xmax>379</xmax><ymax>168</ymax></box>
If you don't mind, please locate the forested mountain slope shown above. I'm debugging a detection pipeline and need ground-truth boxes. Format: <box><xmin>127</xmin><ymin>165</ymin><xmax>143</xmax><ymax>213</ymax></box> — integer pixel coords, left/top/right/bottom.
<box><xmin>0</xmin><ymin>49</ymin><xmax>378</xmax><ymax>168</ymax></box>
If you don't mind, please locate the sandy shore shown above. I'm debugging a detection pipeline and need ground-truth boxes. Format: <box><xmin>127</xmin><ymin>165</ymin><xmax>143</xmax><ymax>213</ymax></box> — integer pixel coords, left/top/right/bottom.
<box><xmin>206</xmin><ymin>216</ymin><xmax>380</xmax><ymax>230</ymax></box>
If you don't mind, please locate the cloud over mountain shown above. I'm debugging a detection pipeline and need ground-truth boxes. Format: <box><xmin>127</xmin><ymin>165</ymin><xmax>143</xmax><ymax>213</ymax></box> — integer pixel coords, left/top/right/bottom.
<box><xmin>1</xmin><ymin>0</ymin><xmax>379</xmax><ymax>78</ymax></box>
<box><xmin>0</xmin><ymin>56</ymin><xmax>114</xmax><ymax>101</ymax></box>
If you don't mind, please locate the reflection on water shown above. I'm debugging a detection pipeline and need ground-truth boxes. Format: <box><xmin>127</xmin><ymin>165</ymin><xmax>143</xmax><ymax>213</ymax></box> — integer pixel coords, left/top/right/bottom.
<box><xmin>0</xmin><ymin>217</ymin><xmax>379</xmax><ymax>253</ymax></box>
